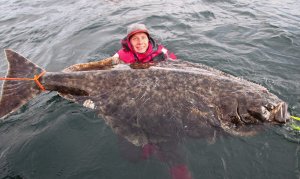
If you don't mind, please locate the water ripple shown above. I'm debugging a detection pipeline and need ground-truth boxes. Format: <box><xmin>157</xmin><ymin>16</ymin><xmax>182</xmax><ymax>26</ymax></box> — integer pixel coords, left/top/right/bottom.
<box><xmin>1</xmin><ymin>0</ymin><xmax>300</xmax><ymax>178</ymax></box>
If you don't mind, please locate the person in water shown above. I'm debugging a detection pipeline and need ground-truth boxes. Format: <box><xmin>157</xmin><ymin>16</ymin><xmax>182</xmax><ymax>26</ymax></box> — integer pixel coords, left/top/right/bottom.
<box><xmin>113</xmin><ymin>23</ymin><xmax>177</xmax><ymax>64</ymax></box>
<box><xmin>63</xmin><ymin>23</ymin><xmax>177</xmax><ymax>71</ymax></box>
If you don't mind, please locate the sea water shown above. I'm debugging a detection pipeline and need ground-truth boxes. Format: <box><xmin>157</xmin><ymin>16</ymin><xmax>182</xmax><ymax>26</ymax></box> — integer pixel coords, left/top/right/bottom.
<box><xmin>0</xmin><ymin>0</ymin><xmax>300</xmax><ymax>178</ymax></box>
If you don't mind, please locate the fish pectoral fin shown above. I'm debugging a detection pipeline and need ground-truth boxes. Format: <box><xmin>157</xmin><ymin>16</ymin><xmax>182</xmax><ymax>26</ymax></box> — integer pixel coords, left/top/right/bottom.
<box><xmin>62</xmin><ymin>57</ymin><xmax>119</xmax><ymax>72</ymax></box>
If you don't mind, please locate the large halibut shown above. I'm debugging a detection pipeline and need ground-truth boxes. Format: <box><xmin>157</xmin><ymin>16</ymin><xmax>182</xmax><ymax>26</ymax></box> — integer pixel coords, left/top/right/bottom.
<box><xmin>0</xmin><ymin>49</ymin><xmax>290</xmax><ymax>146</ymax></box>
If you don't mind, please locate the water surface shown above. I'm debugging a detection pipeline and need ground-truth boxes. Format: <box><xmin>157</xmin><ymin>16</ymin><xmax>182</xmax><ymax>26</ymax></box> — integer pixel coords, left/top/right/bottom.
<box><xmin>0</xmin><ymin>0</ymin><xmax>300</xmax><ymax>178</ymax></box>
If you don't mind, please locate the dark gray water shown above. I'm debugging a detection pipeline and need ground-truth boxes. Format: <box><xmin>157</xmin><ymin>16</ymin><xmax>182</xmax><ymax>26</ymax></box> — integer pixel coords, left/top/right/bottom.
<box><xmin>0</xmin><ymin>0</ymin><xmax>300</xmax><ymax>178</ymax></box>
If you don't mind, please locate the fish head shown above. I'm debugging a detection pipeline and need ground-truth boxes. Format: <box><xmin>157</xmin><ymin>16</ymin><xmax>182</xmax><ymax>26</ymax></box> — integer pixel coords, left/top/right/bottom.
<box><xmin>223</xmin><ymin>91</ymin><xmax>290</xmax><ymax>125</ymax></box>
<box><xmin>245</xmin><ymin>101</ymin><xmax>290</xmax><ymax>124</ymax></box>
<box><xmin>261</xmin><ymin>102</ymin><xmax>290</xmax><ymax>123</ymax></box>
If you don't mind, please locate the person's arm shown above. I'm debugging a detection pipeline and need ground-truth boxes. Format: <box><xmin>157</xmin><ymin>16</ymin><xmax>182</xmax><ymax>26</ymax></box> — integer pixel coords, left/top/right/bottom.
<box><xmin>63</xmin><ymin>55</ymin><xmax>121</xmax><ymax>72</ymax></box>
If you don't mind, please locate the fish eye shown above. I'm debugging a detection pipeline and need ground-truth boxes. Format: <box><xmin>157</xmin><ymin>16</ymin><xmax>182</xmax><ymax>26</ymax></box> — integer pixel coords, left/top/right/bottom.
<box><xmin>264</xmin><ymin>104</ymin><xmax>274</xmax><ymax>111</ymax></box>
<box><xmin>260</xmin><ymin>106</ymin><xmax>271</xmax><ymax>120</ymax></box>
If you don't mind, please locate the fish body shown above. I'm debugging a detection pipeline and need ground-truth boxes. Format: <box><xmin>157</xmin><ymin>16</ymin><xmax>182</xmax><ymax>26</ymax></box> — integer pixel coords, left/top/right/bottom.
<box><xmin>0</xmin><ymin>49</ymin><xmax>290</xmax><ymax>146</ymax></box>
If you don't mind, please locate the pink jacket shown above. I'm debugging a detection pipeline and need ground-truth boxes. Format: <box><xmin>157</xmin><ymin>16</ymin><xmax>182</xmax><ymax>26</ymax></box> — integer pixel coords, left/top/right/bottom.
<box><xmin>116</xmin><ymin>36</ymin><xmax>176</xmax><ymax>64</ymax></box>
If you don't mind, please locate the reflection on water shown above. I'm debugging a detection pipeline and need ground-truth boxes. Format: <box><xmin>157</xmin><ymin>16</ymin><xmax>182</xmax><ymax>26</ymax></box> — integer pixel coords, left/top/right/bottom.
<box><xmin>0</xmin><ymin>0</ymin><xmax>300</xmax><ymax>178</ymax></box>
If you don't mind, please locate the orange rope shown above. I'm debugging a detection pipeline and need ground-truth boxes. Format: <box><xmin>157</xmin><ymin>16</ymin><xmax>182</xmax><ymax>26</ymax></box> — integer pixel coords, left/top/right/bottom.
<box><xmin>0</xmin><ymin>71</ymin><xmax>46</xmax><ymax>91</ymax></box>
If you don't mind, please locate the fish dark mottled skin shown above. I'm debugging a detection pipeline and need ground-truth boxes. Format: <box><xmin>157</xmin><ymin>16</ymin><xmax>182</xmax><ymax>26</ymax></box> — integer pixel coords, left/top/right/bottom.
<box><xmin>0</xmin><ymin>49</ymin><xmax>290</xmax><ymax>146</ymax></box>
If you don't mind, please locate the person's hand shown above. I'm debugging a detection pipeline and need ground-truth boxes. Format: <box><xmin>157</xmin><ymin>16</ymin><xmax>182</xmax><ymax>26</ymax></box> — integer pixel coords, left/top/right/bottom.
<box><xmin>129</xmin><ymin>62</ymin><xmax>157</xmax><ymax>69</ymax></box>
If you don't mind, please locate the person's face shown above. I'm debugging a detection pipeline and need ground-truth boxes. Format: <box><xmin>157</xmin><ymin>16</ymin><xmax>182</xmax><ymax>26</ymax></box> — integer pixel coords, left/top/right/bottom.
<box><xmin>129</xmin><ymin>32</ymin><xmax>149</xmax><ymax>53</ymax></box>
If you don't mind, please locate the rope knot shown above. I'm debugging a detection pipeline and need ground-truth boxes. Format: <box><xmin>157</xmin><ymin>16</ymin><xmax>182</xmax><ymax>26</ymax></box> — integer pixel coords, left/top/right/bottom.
<box><xmin>0</xmin><ymin>71</ymin><xmax>46</xmax><ymax>91</ymax></box>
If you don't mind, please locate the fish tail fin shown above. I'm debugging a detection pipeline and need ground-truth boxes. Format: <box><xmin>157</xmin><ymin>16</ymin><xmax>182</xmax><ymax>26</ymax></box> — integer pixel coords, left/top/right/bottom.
<box><xmin>0</xmin><ymin>49</ymin><xmax>45</xmax><ymax>119</ymax></box>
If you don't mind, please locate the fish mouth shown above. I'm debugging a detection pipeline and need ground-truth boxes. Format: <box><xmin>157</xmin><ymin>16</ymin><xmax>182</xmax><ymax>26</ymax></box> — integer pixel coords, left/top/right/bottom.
<box><xmin>269</xmin><ymin>102</ymin><xmax>290</xmax><ymax>123</ymax></box>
